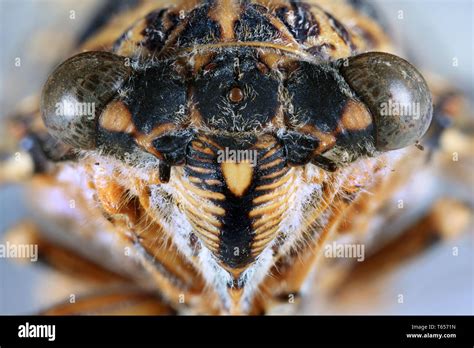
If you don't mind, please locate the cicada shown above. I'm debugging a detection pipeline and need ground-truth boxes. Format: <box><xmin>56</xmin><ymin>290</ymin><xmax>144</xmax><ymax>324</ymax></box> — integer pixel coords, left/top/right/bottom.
<box><xmin>1</xmin><ymin>0</ymin><xmax>472</xmax><ymax>315</ymax></box>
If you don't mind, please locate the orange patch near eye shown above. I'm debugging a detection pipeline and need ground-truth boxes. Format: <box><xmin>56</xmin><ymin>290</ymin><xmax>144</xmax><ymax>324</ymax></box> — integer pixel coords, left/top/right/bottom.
<box><xmin>340</xmin><ymin>99</ymin><xmax>373</xmax><ymax>131</ymax></box>
<box><xmin>100</xmin><ymin>101</ymin><xmax>135</xmax><ymax>134</ymax></box>
<box><xmin>221</xmin><ymin>161</ymin><xmax>253</xmax><ymax>197</ymax></box>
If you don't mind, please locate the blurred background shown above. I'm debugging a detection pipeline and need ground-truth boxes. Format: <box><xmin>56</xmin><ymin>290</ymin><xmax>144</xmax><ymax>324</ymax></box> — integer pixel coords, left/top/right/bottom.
<box><xmin>0</xmin><ymin>0</ymin><xmax>473</xmax><ymax>314</ymax></box>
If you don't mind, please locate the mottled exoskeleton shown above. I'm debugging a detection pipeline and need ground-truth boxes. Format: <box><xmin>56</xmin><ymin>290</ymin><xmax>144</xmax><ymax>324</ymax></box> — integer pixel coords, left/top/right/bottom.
<box><xmin>2</xmin><ymin>0</ymin><xmax>472</xmax><ymax>315</ymax></box>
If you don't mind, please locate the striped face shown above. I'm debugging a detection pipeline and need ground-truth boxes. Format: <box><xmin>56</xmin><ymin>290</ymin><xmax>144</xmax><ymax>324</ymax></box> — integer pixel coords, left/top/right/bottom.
<box><xmin>91</xmin><ymin>47</ymin><xmax>377</xmax><ymax>275</ymax></box>
<box><xmin>78</xmin><ymin>46</ymin><xmax>382</xmax><ymax>312</ymax></box>
<box><xmin>40</xmin><ymin>0</ymin><xmax>433</xmax><ymax>311</ymax></box>
<box><xmin>175</xmin><ymin>134</ymin><xmax>292</xmax><ymax>271</ymax></box>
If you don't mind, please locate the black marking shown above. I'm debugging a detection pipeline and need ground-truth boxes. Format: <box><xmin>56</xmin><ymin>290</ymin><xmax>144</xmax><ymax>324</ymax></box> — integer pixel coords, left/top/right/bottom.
<box><xmin>311</xmin><ymin>155</ymin><xmax>337</xmax><ymax>172</ymax></box>
<box><xmin>335</xmin><ymin>126</ymin><xmax>374</xmax><ymax>156</ymax></box>
<box><xmin>159</xmin><ymin>162</ymin><xmax>171</xmax><ymax>183</ymax></box>
<box><xmin>256</xmin><ymin>154</ymin><xmax>287</xmax><ymax>180</ymax></box>
<box><xmin>97</xmin><ymin>127</ymin><xmax>137</xmax><ymax>159</ymax></box>
<box><xmin>193</xmin><ymin>49</ymin><xmax>280</xmax><ymax>132</ymax></box>
<box><xmin>152</xmin><ymin>130</ymin><xmax>194</xmax><ymax>165</ymax></box>
<box><xmin>275</xmin><ymin>1</ymin><xmax>319</xmax><ymax>43</ymax></box>
<box><xmin>217</xmin><ymin>141</ymin><xmax>287</xmax><ymax>268</ymax></box>
<box><xmin>184</xmin><ymin>136</ymin><xmax>254</xmax><ymax>268</ymax></box>
<box><xmin>218</xmin><ymin>184</ymin><xmax>255</xmax><ymax>268</ymax></box>
<box><xmin>286</xmin><ymin>61</ymin><xmax>349</xmax><ymax>133</ymax></box>
<box><xmin>278</xmin><ymin>131</ymin><xmax>319</xmax><ymax>166</ymax></box>
<box><xmin>123</xmin><ymin>64</ymin><xmax>187</xmax><ymax>134</ymax></box>
<box><xmin>234</xmin><ymin>3</ymin><xmax>280</xmax><ymax>42</ymax></box>
<box><xmin>177</xmin><ymin>3</ymin><xmax>221</xmax><ymax>47</ymax></box>
<box><xmin>140</xmin><ymin>9</ymin><xmax>177</xmax><ymax>52</ymax></box>
<box><xmin>257</xmin><ymin>141</ymin><xmax>284</xmax><ymax>166</ymax></box>
<box><xmin>184</xmin><ymin>135</ymin><xmax>288</xmax><ymax>269</ymax></box>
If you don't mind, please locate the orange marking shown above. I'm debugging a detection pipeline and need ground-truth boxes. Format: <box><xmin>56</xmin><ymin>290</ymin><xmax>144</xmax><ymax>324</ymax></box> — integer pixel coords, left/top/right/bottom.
<box><xmin>258</xmin><ymin>50</ymin><xmax>284</xmax><ymax>69</ymax></box>
<box><xmin>259</xmin><ymin>158</ymin><xmax>282</xmax><ymax>171</ymax></box>
<box><xmin>179</xmin><ymin>176</ymin><xmax>226</xmax><ymax>200</ymax></box>
<box><xmin>339</xmin><ymin>99</ymin><xmax>373</xmax><ymax>132</ymax></box>
<box><xmin>186</xmin><ymin>204</ymin><xmax>223</xmax><ymax>230</ymax></box>
<box><xmin>252</xmin><ymin>203</ymin><xmax>286</xmax><ymax>229</ymax></box>
<box><xmin>222</xmin><ymin>264</ymin><xmax>247</xmax><ymax>278</ymax></box>
<box><xmin>192</xmin><ymin>141</ymin><xmax>215</xmax><ymax>155</ymax></box>
<box><xmin>255</xmin><ymin>170</ymin><xmax>292</xmax><ymax>191</ymax></box>
<box><xmin>191</xmin><ymin>51</ymin><xmax>215</xmax><ymax>74</ymax></box>
<box><xmin>265</xmin><ymin>10</ymin><xmax>300</xmax><ymax>48</ymax></box>
<box><xmin>100</xmin><ymin>101</ymin><xmax>135</xmax><ymax>134</ymax></box>
<box><xmin>134</xmin><ymin>123</ymin><xmax>177</xmax><ymax>158</ymax></box>
<box><xmin>221</xmin><ymin>161</ymin><xmax>254</xmax><ymax>197</ymax></box>
<box><xmin>253</xmin><ymin>134</ymin><xmax>280</xmax><ymax>149</ymax></box>
<box><xmin>253</xmin><ymin>219</ymin><xmax>281</xmax><ymax>239</ymax></box>
<box><xmin>252</xmin><ymin>176</ymin><xmax>294</xmax><ymax>204</ymax></box>
<box><xmin>187</xmin><ymin>165</ymin><xmax>214</xmax><ymax>174</ymax></box>
<box><xmin>228</xmin><ymin>287</ymin><xmax>245</xmax><ymax>314</ymax></box>
<box><xmin>209</xmin><ymin>0</ymin><xmax>241</xmax><ymax>41</ymax></box>
<box><xmin>300</xmin><ymin>125</ymin><xmax>337</xmax><ymax>154</ymax></box>
<box><xmin>180</xmin><ymin>42</ymin><xmax>314</xmax><ymax>60</ymax></box>
<box><xmin>194</xmin><ymin>135</ymin><xmax>225</xmax><ymax>151</ymax></box>
<box><xmin>188</xmin><ymin>103</ymin><xmax>205</xmax><ymax>128</ymax></box>
<box><xmin>96</xmin><ymin>179</ymin><xmax>138</xmax><ymax>223</ymax></box>
<box><xmin>259</xmin><ymin>145</ymin><xmax>279</xmax><ymax>161</ymax></box>
<box><xmin>261</xmin><ymin>167</ymin><xmax>287</xmax><ymax>180</ymax></box>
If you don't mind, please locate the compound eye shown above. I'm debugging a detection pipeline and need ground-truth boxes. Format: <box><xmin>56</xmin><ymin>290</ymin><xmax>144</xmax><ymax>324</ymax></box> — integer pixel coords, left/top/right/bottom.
<box><xmin>339</xmin><ymin>52</ymin><xmax>433</xmax><ymax>151</ymax></box>
<box><xmin>41</xmin><ymin>51</ymin><xmax>132</xmax><ymax>149</ymax></box>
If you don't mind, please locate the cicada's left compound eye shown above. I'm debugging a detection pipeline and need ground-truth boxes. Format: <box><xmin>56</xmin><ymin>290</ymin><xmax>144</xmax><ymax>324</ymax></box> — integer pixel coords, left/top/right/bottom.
<box><xmin>339</xmin><ymin>52</ymin><xmax>433</xmax><ymax>151</ymax></box>
<box><xmin>40</xmin><ymin>51</ymin><xmax>132</xmax><ymax>149</ymax></box>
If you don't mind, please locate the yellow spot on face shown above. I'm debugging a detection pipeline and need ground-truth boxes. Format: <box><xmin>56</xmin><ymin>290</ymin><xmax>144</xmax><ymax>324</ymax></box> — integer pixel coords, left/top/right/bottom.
<box><xmin>99</xmin><ymin>101</ymin><xmax>134</xmax><ymax>133</ymax></box>
<box><xmin>221</xmin><ymin>161</ymin><xmax>253</xmax><ymax>197</ymax></box>
<box><xmin>340</xmin><ymin>99</ymin><xmax>373</xmax><ymax>131</ymax></box>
